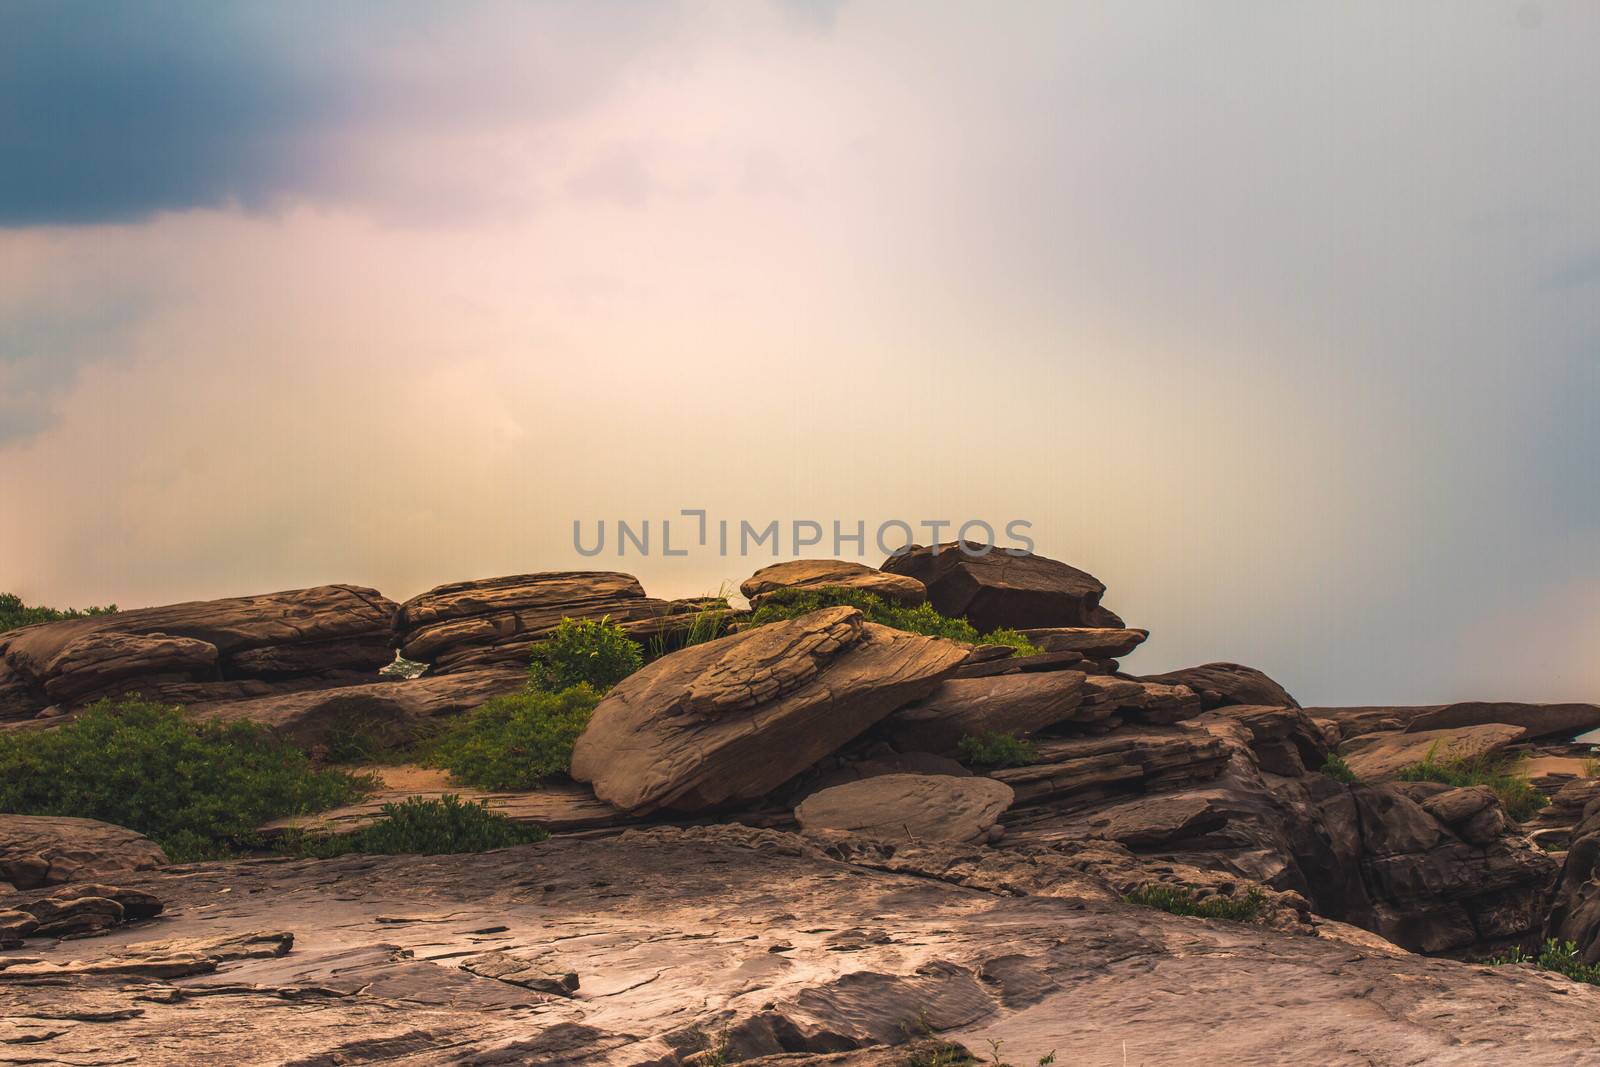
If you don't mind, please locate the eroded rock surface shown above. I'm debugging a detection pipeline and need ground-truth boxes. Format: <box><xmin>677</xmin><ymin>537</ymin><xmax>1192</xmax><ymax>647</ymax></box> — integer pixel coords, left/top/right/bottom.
<box><xmin>1139</xmin><ymin>661</ymin><xmax>1299</xmax><ymax>709</ymax></box>
<box><xmin>3</xmin><ymin>827</ymin><xmax>1599</xmax><ymax>1065</ymax></box>
<box><xmin>794</xmin><ymin>774</ymin><xmax>1014</xmax><ymax>843</ymax></box>
<box><xmin>0</xmin><ymin>815</ymin><xmax>168</xmax><ymax>891</ymax></box>
<box><xmin>1341</xmin><ymin>724</ymin><xmax>1527</xmax><ymax>782</ymax></box>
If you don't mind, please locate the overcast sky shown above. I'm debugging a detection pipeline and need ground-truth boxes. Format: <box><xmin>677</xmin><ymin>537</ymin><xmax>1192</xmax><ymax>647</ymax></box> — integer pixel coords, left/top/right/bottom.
<box><xmin>1</xmin><ymin>1</ymin><xmax>1596</xmax><ymax>705</ymax></box>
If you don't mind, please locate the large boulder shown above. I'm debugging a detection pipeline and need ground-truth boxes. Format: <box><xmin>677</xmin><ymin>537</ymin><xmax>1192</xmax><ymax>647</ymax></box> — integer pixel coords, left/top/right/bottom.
<box><xmin>795</xmin><ymin>773</ymin><xmax>1014</xmax><ymax>844</ymax></box>
<box><xmin>739</xmin><ymin>559</ymin><xmax>926</xmax><ymax>607</ymax></box>
<box><xmin>190</xmin><ymin>668</ymin><xmax>527</xmax><ymax>748</ymax></box>
<box><xmin>1139</xmin><ymin>662</ymin><xmax>1299</xmax><ymax>710</ymax></box>
<box><xmin>880</xmin><ymin>543</ymin><xmax>1123</xmax><ymax>632</ymax></box>
<box><xmin>392</xmin><ymin>571</ymin><xmax>720</xmax><ymax>674</ymax></box>
<box><xmin>0</xmin><ymin>585</ymin><xmax>397</xmax><ymax>717</ymax></box>
<box><xmin>570</xmin><ymin>607</ymin><xmax>968</xmax><ymax>814</ymax></box>
<box><xmin>1547</xmin><ymin>802</ymin><xmax>1600</xmax><ymax>963</ymax></box>
<box><xmin>0</xmin><ymin>815</ymin><xmax>168</xmax><ymax>891</ymax></box>
<box><xmin>1339</xmin><ymin>724</ymin><xmax>1526</xmax><ymax>782</ymax></box>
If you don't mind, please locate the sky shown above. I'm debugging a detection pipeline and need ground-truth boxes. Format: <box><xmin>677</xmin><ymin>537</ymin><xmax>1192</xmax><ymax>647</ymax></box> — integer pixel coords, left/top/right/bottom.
<box><xmin>1</xmin><ymin>1</ymin><xmax>1596</xmax><ymax>706</ymax></box>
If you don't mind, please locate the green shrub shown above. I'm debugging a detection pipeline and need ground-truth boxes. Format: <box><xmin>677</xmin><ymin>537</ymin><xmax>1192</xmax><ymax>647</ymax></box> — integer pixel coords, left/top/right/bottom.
<box><xmin>0</xmin><ymin>697</ymin><xmax>373</xmax><ymax>861</ymax></box>
<box><xmin>431</xmin><ymin>684</ymin><xmax>601</xmax><ymax>790</ymax></box>
<box><xmin>1124</xmin><ymin>884</ymin><xmax>1265</xmax><ymax>921</ymax></box>
<box><xmin>529</xmin><ymin>615</ymin><xmax>643</xmax><ymax>693</ymax></box>
<box><xmin>284</xmin><ymin>795</ymin><xmax>548</xmax><ymax>858</ymax></box>
<box><xmin>1320</xmin><ymin>752</ymin><xmax>1359</xmax><ymax>784</ymax></box>
<box><xmin>0</xmin><ymin>592</ymin><xmax>116</xmax><ymax>634</ymax></box>
<box><xmin>1489</xmin><ymin>939</ymin><xmax>1600</xmax><ymax>985</ymax></box>
<box><xmin>1397</xmin><ymin>746</ymin><xmax>1546</xmax><ymax>821</ymax></box>
<box><xmin>747</xmin><ymin>587</ymin><xmax>1044</xmax><ymax>656</ymax></box>
<box><xmin>957</xmin><ymin>731</ymin><xmax>1039</xmax><ymax>768</ymax></box>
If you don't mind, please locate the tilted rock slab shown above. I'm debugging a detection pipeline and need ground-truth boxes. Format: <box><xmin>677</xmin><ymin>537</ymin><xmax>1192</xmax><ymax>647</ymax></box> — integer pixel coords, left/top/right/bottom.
<box><xmin>1340</xmin><ymin>723</ymin><xmax>1527</xmax><ymax>782</ymax></box>
<box><xmin>795</xmin><ymin>773</ymin><xmax>1015</xmax><ymax>843</ymax></box>
<box><xmin>880</xmin><ymin>542</ymin><xmax>1124</xmax><ymax>632</ymax></box>
<box><xmin>0</xmin><ymin>814</ymin><xmax>168</xmax><ymax>891</ymax></box>
<box><xmin>570</xmin><ymin>606</ymin><xmax>968</xmax><ymax>814</ymax></box>
<box><xmin>0</xmin><ymin>585</ymin><xmax>397</xmax><ymax>717</ymax></box>
<box><xmin>393</xmin><ymin>570</ymin><xmax>719</xmax><ymax>674</ymax></box>
<box><xmin>1016</xmin><ymin>626</ymin><xmax>1149</xmax><ymax>659</ymax></box>
<box><xmin>740</xmin><ymin>558</ymin><xmax>927</xmax><ymax>607</ymax></box>
<box><xmin>884</xmin><ymin>670</ymin><xmax>1091</xmax><ymax>753</ymax></box>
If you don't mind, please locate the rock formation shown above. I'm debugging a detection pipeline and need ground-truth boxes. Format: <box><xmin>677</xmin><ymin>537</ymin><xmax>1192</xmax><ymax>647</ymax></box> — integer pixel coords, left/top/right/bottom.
<box><xmin>0</xmin><ymin>815</ymin><xmax>168</xmax><ymax>891</ymax></box>
<box><xmin>739</xmin><ymin>558</ymin><xmax>926</xmax><ymax>607</ymax></box>
<box><xmin>880</xmin><ymin>542</ymin><xmax>1124</xmax><ymax>631</ymax></box>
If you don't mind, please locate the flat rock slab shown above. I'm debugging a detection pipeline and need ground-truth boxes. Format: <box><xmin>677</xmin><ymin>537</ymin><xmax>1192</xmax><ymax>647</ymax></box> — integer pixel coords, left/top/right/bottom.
<box><xmin>1016</xmin><ymin>627</ymin><xmax>1148</xmax><ymax>659</ymax></box>
<box><xmin>884</xmin><ymin>671</ymin><xmax>1089</xmax><ymax>753</ymax></box>
<box><xmin>1140</xmin><ymin>661</ymin><xmax>1299</xmax><ymax>709</ymax></box>
<box><xmin>1341</xmin><ymin>724</ymin><xmax>1528</xmax><ymax>782</ymax></box>
<box><xmin>5</xmin><ymin>826</ymin><xmax>1600</xmax><ymax>1064</ymax></box>
<box><xmin>740</xmin><ymin>559</ymin><xmax>927</xmax><ymax>607</ymax></box>
<box><xmin>259</xmin><ymin>780</ymin><xmax>630</xmax><ymax>837</ymax></box>
<box><xmin>794</xmin><ymin>774</ymin><xmax>1014</xmax><ymax>843</ymax></box>
<box><xmin>1312</xmin><ymin>702</ymin><xmax>1600</xmax><ymax>742</ymax></box>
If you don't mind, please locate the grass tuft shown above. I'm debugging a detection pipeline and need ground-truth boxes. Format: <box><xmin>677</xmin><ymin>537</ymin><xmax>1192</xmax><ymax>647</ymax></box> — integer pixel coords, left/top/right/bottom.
<box><xmin>1320</xmin><ymin>752</ymin><xmax>1360</xmax><ymax>784</ymax></box>
<box><xmin>747</xmin><ymin>586</ymin><xmax>1044</xmax><ymax>656</ymax></box>
<box><xmin>429</xmin><ymin>683</ymin><xmax>601</xmax><ymax>790</ymax></box>
<box><xmin>1123</xmin><ymin>884</ymin><xmax>1265</xmax><ymax>921</ymax></box>
<box><xmin>282</xmin><ymin>794</ymin><xmax>547</xmax><ymax>858</ymax></box>
<box><xmin>957</xmin><ymin>731</ymin><xmax>1039</xmax><ymax>768</ymax></box>
<box><xmin>1489</xmin><ymin>938</ymin><xmax>1600</xmax><ymax>985</ymax></box>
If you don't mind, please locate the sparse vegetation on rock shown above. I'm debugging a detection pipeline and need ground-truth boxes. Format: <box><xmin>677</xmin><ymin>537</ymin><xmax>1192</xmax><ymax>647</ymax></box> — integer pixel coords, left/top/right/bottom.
<box><xmin>283</xmin><ymin>795</ymin><xmax>548</xmax><ymax>858</ymax></box>
<box><xmin>1123</xmin><ymin>884</ymin><xmax>1266</xmax><ymax>921</ymax></box>
<box><xmin>1397</xmin><ymin>745</ymin><xmax>1546</xmax><ymax>821</ymax></box>
<box><xmin>1489</xmin><ymin>938</ymin><xmax>1600</xmax><ymax>986</ymax></box>
<box><xmin>957</xmin><ymin>731</ymin><xmax>1040</xmax><ymax>768</ymax></box>
<box><xmin>1320</xmin><ymin>752</ymin><xmax>1360</xmax><ymax>784</ymax></box>
<box><xmin>746</xmin><ymin>586</ymin><xmax>1043</xmax><ymax>656</ymax></box>
<box><xmin>0</xmin><ymin>697</ymin><xmax>373</xmax><ymax>861</ymax></box>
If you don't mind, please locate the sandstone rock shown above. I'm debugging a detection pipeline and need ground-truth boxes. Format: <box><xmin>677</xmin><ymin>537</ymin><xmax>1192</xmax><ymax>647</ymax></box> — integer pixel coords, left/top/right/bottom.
<box><xmin>950</xmin><ymin>649</ymin><xmax>1086</xmax><ymax>679</ymax></box>
<box><xmin>0</xmin><ymin>585</ymin><xmax>397</xmax><ymax>715</ymax></box>
<box><xmin>461</xmin><ymin>951</ymin><xmax>580</xmax><ymax>996</ymax></box>
<box><xmin>1309</xmin><ymin>701</ymin><xmax>1600</xmax><ymax>743</ymax></box>
<box><xmin>1417</xmin><ymin>785</ymin><xmax>1509</xmax><ymax>845</ymax></box>
<box><xmin>40</xmin><ymin>630</ymin><xmax>220</xmax><ymax>704</ymax></box>
<box><xmin>1139</xmin><ymin>662</ymin><xmax>1299</xmax><ymax>709</ymax></box>
<box><xmin>883</xmin><ymin>671</ymin><xmax>1090</xmax><ymax>753</ymax></box>
<box><xmin>22</xmin><ymin>893</ymin><xmax>125</xmax><ymax>937</ymax></box>
<box><xmin>795</xmin><ymin>774</ymin><xmax>1014</xmax><ymax>844</ymax></box>
<box><xmin>1339</xmin><ymin>724</ymin><xmax>1526</xmax><ymax>782</ymax></box>
<box><xmin>0</xmin><ymin>909</ymin><xmax>39</xmax><ymax>946</ymax></box>
<box><xmin>259</xmin><ymin>781</ymin><xmax>629</xmax><ymax>838</ymax></box>
<box><xmin>880</xmin><ymin>543</ymin><xmax>1123</xmax><ymax>632</ymax></box>
<box><xmin>1547</xmin><ymin>803</ymin><xmax>1600</xmax><ymax>962</ymax></box>
<box><xmin>1202</xmin><ymin>704</ymin><xmax>1331</xmax><ymax>777</ymax></box>
<box><xmin>393</xmin><ymin>571</ymin><xmax>710</xmax><ymax>674</ymax></box>
<box><xmin>989</xmin><ymin>725</ymin><xmax>1231</xmax><ymax>807</ymax></box>
<box><xmin>1077</xmin><ymin>674</ymin><xmax>1202</xmax><ymax>725</ymax></box>
<box><xmin>739</xmin><ymin>559</ymin><xmax>926</xmax><ymax>607</ymax></box>
<box><xmin>570</xmin><ymin>607</ymin><xmax>968</xmax><ymax>813</ymax></box>
<box><xmin>0</xmin><ymin>814</ymin><xmax>168</xmax><ymax>890</ymax></box>
<box><xmin>191</xmin><ymin>667</ymin><xmax>526</xmax><ymax>747</ymax></box>
<box><xmin>1016</xmin><ymin>627</ymin><xmax>1148</xmax><ymax>659</ymax></box>
<box><xmin>4</xmin><ymin>824</ymin><xmax>1594</xmax><ymax>1064</ymax></box>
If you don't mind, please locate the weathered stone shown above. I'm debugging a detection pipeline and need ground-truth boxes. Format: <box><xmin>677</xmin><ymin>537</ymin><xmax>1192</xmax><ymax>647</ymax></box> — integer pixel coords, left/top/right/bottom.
<box><xmin>22</xmin><ymin>893</ymin><xmax>125</xmax><ymax>937</ymax></box>
<box><xmin>1340</xmin><ymin>724</ymin><xmax>1526</xmax><ymax>782</ymax></box>
<box><xmin>1079</xmin><ymin>675</ymin><xmax>1202</xmax><ymax>725</ymax></box>
<box><xmin>47</xmin><ymin>883</ymin><xmax>165</xmax><ymax>921</ymax></box>
<box><xmin>880</xmin><ymin>543</ymin><xmax>1123</xmax><ymax>632</ymax></box>
<box><xmin>1016</xmin><ymin>627</ymin><xmax>1148</xmax><ymax>659</ymax></box>
<box><xmin>2</xmin><ymin>826</ymin><xmax>1594</xmax><ymax>1064</ymax></box>
<box><xmin>394</xmin><ymin>571</ymin><xmax>696</xmax><ymax>674</ymax></box>
<box><xmin>460</xmin><ymin>951</ymin><xmax>580</xmax><ymax>996</ymax></box>
<box><xmin>0</xmin><ymin>585</ymin><xmax>397</xmax><ymax>714</ymax></box>
<box><xmin>259</xmin><ymin>781</ymin><xmax>629</xmax><ymax>838</ymax></box>
<box><xmin>795</xmin><ymin>774</ymin><xmax>1014</xmax><ymax>844</ymax></box>
<box><xmin>0</xmin><ymin>814</ymin><xmax>168</xmax><ymax>890</ymax></box>
<box><xmin>0</xmin><ymin>908</ymin><xmax>39</xmax><ymax>945</ymax></box>
<box><xmin>1203</xmin><ymin>704</ymin><xmax>1331</xmax><ymax>777</ymax></box>
<box><xmin>989</xmin><ymin>725</ymin><xmax>1232</xmax><ymax>807</ymax></box>
<box><xmin>570</xmin><ymin>607</ymin><xmax>968</xmax><ymax>814</ymax></box>
<box><xmin>1139</xmin><ymin>662</ymin><xmax>1299</xmax><ymax>709</ymax></box>
<box><xmin>740</xmin><ymin>559</ymin><xmax>927</xmax><ymax>607</ymax></box>
<box><xmin>950</xmin><ymin>649</ymin><xmax>1086</xmax><ymax>679</ymax></box>
<box><xmin>1309</xmin><ymin>701</ymin><xmax>1600</xmax><ymax>743</ymax></box>
<box><xmin>883</xmin><ymin>671</ymin><xmax>1090</xmax><ymax>753</ymax></box>
<box><xmin>190</xmin><ymin>667</ymin><xmax>526</xmax><ymax>747</ymax></box>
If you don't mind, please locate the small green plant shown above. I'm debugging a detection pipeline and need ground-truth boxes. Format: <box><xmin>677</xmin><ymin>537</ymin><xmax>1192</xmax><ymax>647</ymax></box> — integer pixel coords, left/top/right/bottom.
<box><xmin>747</xmin><ymin>587</ymin><xmax>1043</xmax><ymax>656</ymax></box>
<box><xmin>1320</xmin><ymin>752</ymin><xmax>1360</xmax><ymax>784</ymax></box>
<box><xmin>318</xmin><ymin>714</ymin><xmax>445</xmax><ymax>766</ymax></box>
<box><xmin>957</xmin><ymin>731</ymin><xmax>1039</xmax><ymax>768</ymax></box>
<box><xmin>0</xmin><ymin>697</ymin><xmax>373</xmax><ymax>861</ymax></box>
<box><xmin>1488</xmin><ymin>939</ymin><xmax>1600</xmax><ymax>985</ymax></box>
<box><xmin>529</xmin><ymin>615</ymin><xmax>643</xmax><ymax>693</ymax></box>
<box><xmin>1123</xmin><ymin>883</ymin><xmax>1265</xmax><ymax>921</ymax></box>
<box><xmin>1396</xmin><ymin>744</ymin><xmax>1547</xmax><ymax>821</ymax></box>
<box><xmin>1585</xmin><ymin>755</ymin><xmax>1600</xmax><ymax>778</ymax></box>
<box><xmin>0</xmin><ymin>592</ymin><xmax>116</xmax><ymax>634</ymax></box>
<box><xmin>430</xmin><ymin>683</ymin><xmax>601</xmax><ymax>790</ymax></box>
<box><xmin>647</xmin><ymin>585</ymin><xmax>737</xmax><ymax>659</ymax></box>
<box><xmin>283</xmin><ymin>795</ymin><xmax>548</xmax><ymax>858</ymax></box>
